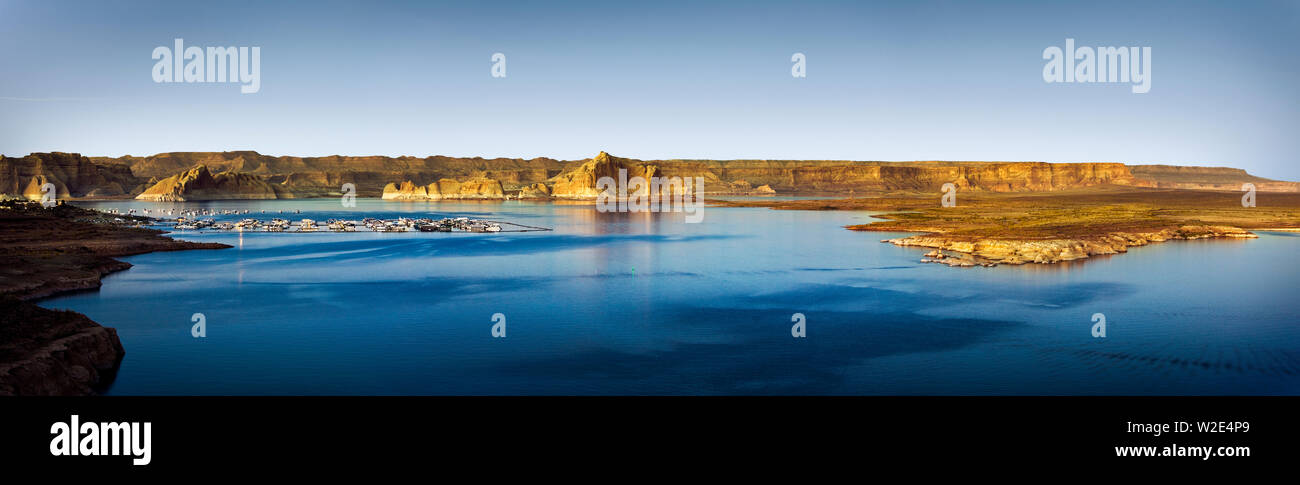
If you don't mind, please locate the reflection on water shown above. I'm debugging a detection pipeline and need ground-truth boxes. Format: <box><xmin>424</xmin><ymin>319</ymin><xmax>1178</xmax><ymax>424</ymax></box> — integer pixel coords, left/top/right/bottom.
<box><xmin>40</xmin><ymin>199</ymin><xmax>1300</xmax><ymax>395</ymax></box>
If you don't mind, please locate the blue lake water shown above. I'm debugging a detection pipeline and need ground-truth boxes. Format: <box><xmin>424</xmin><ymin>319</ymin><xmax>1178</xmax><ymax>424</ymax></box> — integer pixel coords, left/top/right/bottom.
<box><xmin>41</xmin><ymin>199</ymin><xmax>1300</xmax><ymax>395</ymax></box>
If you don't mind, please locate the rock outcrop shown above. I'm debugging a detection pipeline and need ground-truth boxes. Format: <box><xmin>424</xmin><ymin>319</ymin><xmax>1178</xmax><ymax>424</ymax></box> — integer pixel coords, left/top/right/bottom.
<box><xmin>454</xmin><ymin>178</ymin><xmax>506</xmax><ymax>198</ymax></box>
<box><xmin>0</xmin><ymin>296</ymin><xmax>124</xmax><ymax>396</ymax></box>
<box><xmin>549</xmin><ymin>151</ymin><xmax>660</xmax><ymax>198</ymax></box>
<box><xmin>1</xmin><ymin>152</ymin><xmax>143</xmax><ymax>199</ymax></box>
<box><xmin>381</xmin><ymin>177</ymin><xmax>505</xmax><ymax>200</ymax></box>
<box><xmin>885</xmin><ymin>225</ymin><xmax>1258</xmax><ymax>267</ymax></box>
<box><xmin>135</xmin><ymin>164</ymin><xmax>284</xmax><ymax>201</ymax></box>
<box><xmin>518</xmin><ymin>183</ymin><xmax>552</xmax><ymax>199</ymax></box>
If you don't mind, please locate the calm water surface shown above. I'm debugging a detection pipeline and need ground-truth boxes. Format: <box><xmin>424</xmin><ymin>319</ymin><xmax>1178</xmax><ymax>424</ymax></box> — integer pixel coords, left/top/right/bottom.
<box><xmin>42</xmin><ymin>199</ymin><xmax>1300</xmax><ymax>395</ymax></box>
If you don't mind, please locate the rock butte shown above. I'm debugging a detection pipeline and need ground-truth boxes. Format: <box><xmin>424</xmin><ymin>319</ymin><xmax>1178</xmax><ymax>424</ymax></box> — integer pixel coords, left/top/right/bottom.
<box><xmin>135</xmin><ymin>164</ymin><xmax>282</xmax><ymax>201</ymax></box>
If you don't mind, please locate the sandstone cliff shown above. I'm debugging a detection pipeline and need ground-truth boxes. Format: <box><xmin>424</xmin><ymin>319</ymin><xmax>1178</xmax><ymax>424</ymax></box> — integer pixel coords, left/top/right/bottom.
<box><xmin>545</xmin><ymin>152</ymin><xmax>1153</xmax><ymax>197</ymax></box>
<box><xmin>97</xmin><ymin>151</ymin><xmax>566</xmax><ymax>198</ymax></box>
<box><xmin>550</xmin><ymin>151</ymin><xmax>661</xmax><ymax>197</ymax></box>
<box><xmin>381</xmin><ymin>177</ymin><xmax>506</xmax><ymax>200</ymax></box>
<box><xmin>1</xmin><ymin>152</ymin><xmax>142</xmax><ymax>199</ymax></box>
<box><xmin>7</xmin><ymin>150</ymin><xmax>1299</xmax><ymax>200</ymax></box>
<box><xmin>1130</xmin><ymin>165</ymin><xmax>1300</xmax><ymax>192</ymax></box>
<box><xmin>135</xmin><ymin>164</ymin><xmax>284</xmax><ymax>201</ymax></box>
<box><xmin>518</xmin><ymin>182</ymin><xmax>552</xmax><ymax>198</ymax></box>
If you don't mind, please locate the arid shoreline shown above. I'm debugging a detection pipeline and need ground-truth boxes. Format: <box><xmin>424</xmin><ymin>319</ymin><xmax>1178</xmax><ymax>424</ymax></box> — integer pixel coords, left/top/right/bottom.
<box><xmin>0</xmin><ymin>201</ymin><xmax>229</xmax><ymax>395</ymax></box>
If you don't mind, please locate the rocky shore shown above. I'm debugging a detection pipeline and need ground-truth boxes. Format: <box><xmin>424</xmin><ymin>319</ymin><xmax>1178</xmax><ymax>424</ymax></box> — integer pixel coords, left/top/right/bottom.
<box><xmin>0</xmin><ymin>201</ymin><xmax>229</xmax><ymax>395</ymax></box>
<box><xmin>0</xmin><ymin>296</ymin><xmax>127</xmax><ymax>395</ymax></box>
<box><xmin>884</xmin><ymin>226</ymin><xmax>1257</xmax><ymax>267</ymax></box>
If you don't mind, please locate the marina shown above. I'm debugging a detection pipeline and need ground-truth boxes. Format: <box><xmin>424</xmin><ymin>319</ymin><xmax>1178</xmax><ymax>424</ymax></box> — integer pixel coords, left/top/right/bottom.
<box><xmin>160</xmin><ymin>214</ymin><xmax>550</xmax><ymax>233</ymax></box>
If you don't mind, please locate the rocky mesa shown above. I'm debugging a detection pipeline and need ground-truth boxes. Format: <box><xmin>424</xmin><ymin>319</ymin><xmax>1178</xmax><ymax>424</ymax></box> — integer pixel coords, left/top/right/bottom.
<box><xmin>1130</xmin><ymin>165</ymin><xmax>1300</xmax><ymax>192</ymax></box>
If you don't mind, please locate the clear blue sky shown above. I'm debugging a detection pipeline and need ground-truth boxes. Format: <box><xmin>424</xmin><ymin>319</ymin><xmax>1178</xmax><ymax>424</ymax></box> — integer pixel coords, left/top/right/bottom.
<box><xmin>1</xmin><ymin>0</ymin><xmax>1297</xmax><ymax>179</ymax></box>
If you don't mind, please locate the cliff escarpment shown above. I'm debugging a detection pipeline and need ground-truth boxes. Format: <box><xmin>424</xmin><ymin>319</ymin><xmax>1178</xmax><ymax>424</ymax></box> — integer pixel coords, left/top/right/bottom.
<box><xmin>5</xmin><ymin>150</ymin><xmax>1297</xmax><ymax>200</ymax></box>
<box><xmin>1130</xmin><ymin>165</ymin><xmax>1300</xmax><ymax>192</ymax></box>
<box><xmin>381</xmin><ymin>178</ymin><xmax>506</xmax><ymax>200</ymax></box>
<box><xmin>1</xmin><ymin>152</ymin><xmax>145</xmax><ymax>199</ymax></box>
<box><xmin>135</xmin><ymin>165</ymin><xmax>281</xmax><ymax>201</ymax></box>
<box><xmin>95</xmin><ymin>151</ymin><xmax>567</xmax><ymax>198</ymax></box>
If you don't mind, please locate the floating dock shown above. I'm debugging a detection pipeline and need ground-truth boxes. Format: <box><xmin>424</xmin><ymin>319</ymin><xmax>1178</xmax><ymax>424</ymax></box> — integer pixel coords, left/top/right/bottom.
<box><xmin>164</xmin><ymin>216</ymin><xmax>551</xmax><ymax>233</ymax></box>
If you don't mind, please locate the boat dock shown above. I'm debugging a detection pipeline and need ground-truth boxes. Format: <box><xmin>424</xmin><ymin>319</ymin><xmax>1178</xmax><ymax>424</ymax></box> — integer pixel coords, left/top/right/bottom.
<box><xmin>165</xmin><ymin>215</ymin><xmax>551</xmax><ymax>233</ymax></box>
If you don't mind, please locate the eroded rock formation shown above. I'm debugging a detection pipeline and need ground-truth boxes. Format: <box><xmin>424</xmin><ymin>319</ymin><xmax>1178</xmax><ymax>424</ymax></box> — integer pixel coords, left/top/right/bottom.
<box><xmin>5</xmin><ymin>150</ymin><xmax>1298</xmax><ymax>200</ymax></box>
<box><xmin>381</xmin><ymin>177</ymin><xmax>506</xmax><ymax>200</ymax></box>
<box><xmin>549</xmin><ymin>151</ymin><xmax>660</xmax><ymax>198</ymax></box>
<box><xmin>1</xmin><ymin>152</ymin><xmax>142</xmax><ymax>199</ymax></box>
<box><xmin>135</xmin><ymin>164</ymin><xmax>283</xmax><ymax>201</ymax></box>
